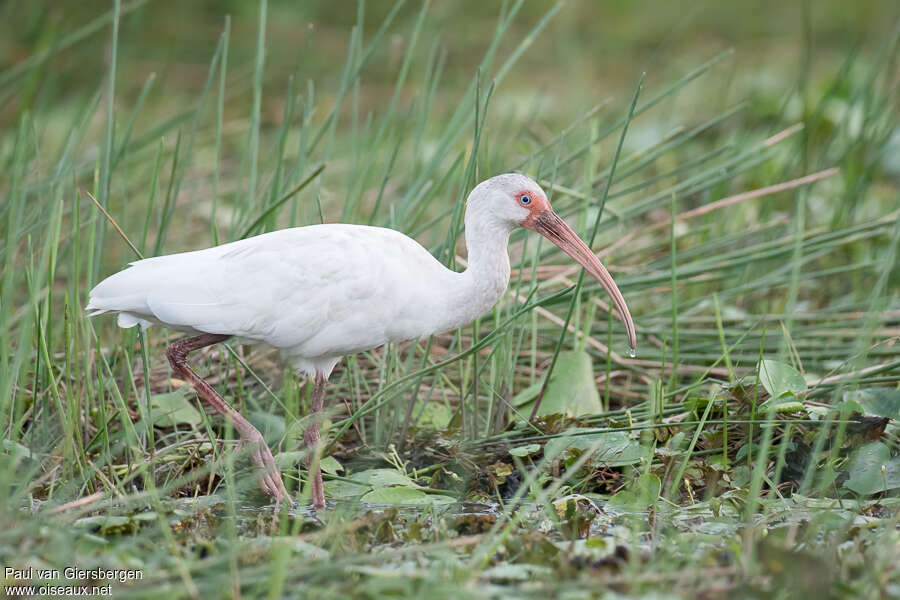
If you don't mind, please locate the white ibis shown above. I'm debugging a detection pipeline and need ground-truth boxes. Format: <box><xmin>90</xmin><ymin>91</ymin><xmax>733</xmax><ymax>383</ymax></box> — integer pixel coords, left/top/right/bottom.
<box><xmin>87</xmin><ymin>173</ymin><xmax>636</xmax><ymax>509</ymax></box>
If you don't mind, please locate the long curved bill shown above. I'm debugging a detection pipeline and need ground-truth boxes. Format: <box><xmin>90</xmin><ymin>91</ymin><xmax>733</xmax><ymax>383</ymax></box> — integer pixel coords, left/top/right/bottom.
<box><xmin>532</xmin><ymin>210</ymin><xmax>637</xmax><ymax>352</ymax></box>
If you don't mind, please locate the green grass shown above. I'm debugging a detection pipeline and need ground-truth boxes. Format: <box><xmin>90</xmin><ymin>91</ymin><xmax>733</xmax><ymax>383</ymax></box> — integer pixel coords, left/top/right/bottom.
<box><xmin>1</xmin><ymin>1</ymin><xmax>899</xmax><ymax>598</ymax></box>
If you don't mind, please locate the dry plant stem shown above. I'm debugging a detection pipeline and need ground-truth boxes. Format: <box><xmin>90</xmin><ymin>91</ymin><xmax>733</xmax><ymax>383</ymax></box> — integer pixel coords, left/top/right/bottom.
<box><xmin>47</xmin><ymin>491</ymin><xmax>105</xmax><ymax>514</ymax></box>
<box><xmin>304</xmin><ymin>373</ymin><xmax>328</xmax><ymax>509</ymax></box>
<box><xmin>640</xmin><ymin>167</ymin><xmax>840</xmax><ymax>237</ymax></box>
<box><xmin>165</xmin><ymin>333</ymin><xmax>293</xmax><ymax>507</ymax></box>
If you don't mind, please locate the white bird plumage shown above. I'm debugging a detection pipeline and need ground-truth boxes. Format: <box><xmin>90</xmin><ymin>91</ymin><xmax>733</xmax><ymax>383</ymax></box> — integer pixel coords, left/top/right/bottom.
<box><xmin>87</xmin><ymin>174</ymin><xmax>534</xmax><ymax>376</ymax></box>
<box><xmin>87</xmin><ymin>173</ymin><xmax>636</xmax><ymax>509</ymax></box>
<box><xmin>89</xmin><ymin>224</ymin><xmax>471</xmax><ymax>377</ymax></box>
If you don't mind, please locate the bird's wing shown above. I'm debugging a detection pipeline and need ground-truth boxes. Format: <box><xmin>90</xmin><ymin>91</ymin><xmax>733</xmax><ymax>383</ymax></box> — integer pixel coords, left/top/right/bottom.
<box><xmin>89</xmin><ymin>225</ymin><xmax>449</xmax><ymax>351</ymax></box>
<box><xmin>144</xmin><ymin>227</ymin><xmax>375</xmax><ymax>344</ymax></box>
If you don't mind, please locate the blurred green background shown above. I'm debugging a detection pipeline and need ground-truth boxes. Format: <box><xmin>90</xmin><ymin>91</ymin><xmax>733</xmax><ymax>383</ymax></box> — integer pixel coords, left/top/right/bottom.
<box><xmin>3</xmin><ymin>0</ymin><xmax>897</xmax><ymax>129</ymax></box>
<box><xmin>1</xmin><ymin>3</ymin><xmax>898</xmax><ymax>597</ymax></box>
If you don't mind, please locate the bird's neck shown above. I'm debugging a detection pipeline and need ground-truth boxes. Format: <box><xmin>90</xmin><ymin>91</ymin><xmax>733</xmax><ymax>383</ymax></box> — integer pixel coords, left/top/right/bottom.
<box><xmin>453</xmin><ymin>212</ymin><xmax>512</xmax><ymax>324</ymax></box>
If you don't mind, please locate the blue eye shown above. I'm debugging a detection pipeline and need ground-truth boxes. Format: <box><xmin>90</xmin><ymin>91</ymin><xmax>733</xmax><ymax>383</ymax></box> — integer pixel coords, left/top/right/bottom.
<box><xmin>519</xmin><ymin>194</ymin><xmax>532</xmax><ymax>205</ymax></box>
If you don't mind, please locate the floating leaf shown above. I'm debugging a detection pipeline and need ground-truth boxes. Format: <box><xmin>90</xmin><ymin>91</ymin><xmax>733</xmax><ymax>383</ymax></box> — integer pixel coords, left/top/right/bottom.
<box><xmin>349</xmin><ymin>468</ymin><xmax>419</xmax><ymax>489</ymax></box>
<box><xmin>843</xmin><ymin>442</ymin><xmax>900</xmax><ymax>496</ymax></box>
<box><xmin>513</xmin><ymin>351</ymin><xmax>602</xmax><ymax>417</ymax></box>
<box><xmin>843</xmin><ymin>388</ymin><xmax>900</xmax><ymax>420</ymax></box>
<box><xmin>175</xmin><ymin>495</ymin><xmax>224</xmax><ymax>512</ymax></box>
<box><xmin>323</xmin><ymin>478</ymin><xmax>370</xmax><ymax>499</ymax></box>
<box><xmin>146</xmin><ymin>389</ymin><xmax>202</xmax><ymax>427</ymax></box>
<box><xmin>509</xmin><ymin>443</ymin><xmax>541</xmax><ymax>457</ymax></box>
<box><xmin>758</xmin><ymin>360</ymin><xmax>807</xmax><ymax>400</ymax></box>
<box><xmin>545</xmin><ymin>430</ymin><xmax>649</xmax><ymax>467</ymax></box>
<box><xmin>324</xmin><ymin>468</ymin><xmax>421</xmax><ymax>500</ymax></box>
<box><xmin>360</xmin><ymin>487</ymin><xmax>455</xmax><ymax>506</ymax></box>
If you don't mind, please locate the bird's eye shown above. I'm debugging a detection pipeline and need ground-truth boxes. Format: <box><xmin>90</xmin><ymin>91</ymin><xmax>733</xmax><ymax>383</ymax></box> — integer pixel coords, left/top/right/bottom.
<box><xmin>519</xmin><ymin>194</ymin><xmax>532</xmax><ymax>206</ymax></box>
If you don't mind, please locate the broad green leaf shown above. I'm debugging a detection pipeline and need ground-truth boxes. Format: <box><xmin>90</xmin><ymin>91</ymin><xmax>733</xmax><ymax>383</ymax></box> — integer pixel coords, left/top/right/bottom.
<box><xmin>843</xmin><ymin>388</ymin><xmax>900</xmax><ymax>420</ymax></box>
<box><xmin>323</xmin><ymin>467</ymin><xmax>420</xmax><ymax>500</ymax></box>
<box><xmin>758</xmin><ymin>360</ymin><xmax>807</xmax><ymax>400</ymax></box>
<box><xmin>146</xmin><ymin>389</ymin><xmax>202</xmax><ymax>427</ymax></box>
<box><xmin>607</xmin><ymin>473</ymin><xmax>661</xmax><ymax>511</ymax></box>
<box><xmin>349</xmin><ymin>468</ymin><xmax>419</xmax><ymax>489</ymax></box>
<box><xmin>319</xmin><ymin>455</ymin><xmax>343</xmax><ymax>475</ymax></box>
<box><xmin>843</xmin><ymin>442</ymin><xmax>900</xmax><ymax>496</ymax></box>
<box><xmin>513</xmin><ymin>351</ymin><xmax>602</xmax><ymax>417</ymax></box>
<box><xmin>360</xmin><ymin>487</ymin><xmax>455</xmax><ymax>506</ymax></box>
<box><xmin>275</xmin><ymin>450</ymin><xmax>342</xmax><ymax>473</ymax></box>
<box><xmin>412</xmin><ymin>401</ymin><xmax>453</xmax><ymax>429</ymax></box>
<box><xmin>512</xmin><ymin>381</ymin><xmax>542</xmax><ymax>407</ymax></box>
<box><xmin>323</xmin><ymin>478</ymin><xmax>369</xmax><ymax>499</ymax></box>
<box><xmin>835</xmin><ymin>399</ymin><xmax>865</xmax><ymax>416</ymax></box>
<box><xmin>274</xmin><ymin>450</ymin><xmax>307</xmax><ymax>468</ymax></box>
<box><xmin>174</xmin><ymin>495</ymin><xmax>224</xmax><ymax>512</ymax></box>
<box><xmin>509</xmin><ymin>443</ymin><xmax>541</xmax><ymax>457</ymax></box>
<box><xmin>544</xmin><ymin>430</ymin><xmax>649</xmax><ymax>467</ymax></box>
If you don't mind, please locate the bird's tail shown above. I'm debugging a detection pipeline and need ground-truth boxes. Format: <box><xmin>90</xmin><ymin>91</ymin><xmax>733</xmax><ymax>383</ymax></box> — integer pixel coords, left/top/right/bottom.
<box><xmin>86</xmin><ymin>259</ymin><xmax>163</xmax><ymax>330</ymax></box>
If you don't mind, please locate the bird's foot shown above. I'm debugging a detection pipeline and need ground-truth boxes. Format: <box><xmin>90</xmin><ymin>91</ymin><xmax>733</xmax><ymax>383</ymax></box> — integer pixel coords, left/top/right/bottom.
<box><xmin>237</xmin><ymin>436</ymin><xmax>295</xmax><ymax>508</ymax></box>
<box><xmin>254</xmin><ymin>444</ymin><xmax>295</xmax><ymax>508</ymax></box>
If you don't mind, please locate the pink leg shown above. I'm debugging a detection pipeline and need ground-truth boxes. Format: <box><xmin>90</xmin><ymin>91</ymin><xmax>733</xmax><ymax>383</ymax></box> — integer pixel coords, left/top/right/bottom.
<box><xmin>303</xmin><ymin>373</ymin><xmax>328</xmax><ymax>509</ymax></box>
<box><xmin>165</xmin><ymin>334</ymin><xmax>293</xmax><ymax>506</ymax></box>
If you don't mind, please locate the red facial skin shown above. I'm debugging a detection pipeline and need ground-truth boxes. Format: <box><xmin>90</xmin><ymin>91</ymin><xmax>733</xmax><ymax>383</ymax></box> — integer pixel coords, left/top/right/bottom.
<box><xmin>515</xmin><ymin>190</ymin><xmax>552</xmax><ymax>230</ymax></box>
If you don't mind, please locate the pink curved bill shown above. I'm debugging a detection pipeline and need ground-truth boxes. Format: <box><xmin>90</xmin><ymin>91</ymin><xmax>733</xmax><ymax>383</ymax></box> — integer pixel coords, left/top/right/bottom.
<box><xmin>533</xmin><ymin>210</ymin><xmax>637</xmax><ymax>353</ymax></box>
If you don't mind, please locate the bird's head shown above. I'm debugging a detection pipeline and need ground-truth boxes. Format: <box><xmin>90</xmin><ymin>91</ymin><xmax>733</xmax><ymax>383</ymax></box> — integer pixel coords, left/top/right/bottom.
<box><xmin>468</xmin><ymin>173</ymin><xmax>637</xmax><ymax>353</ymax></box>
